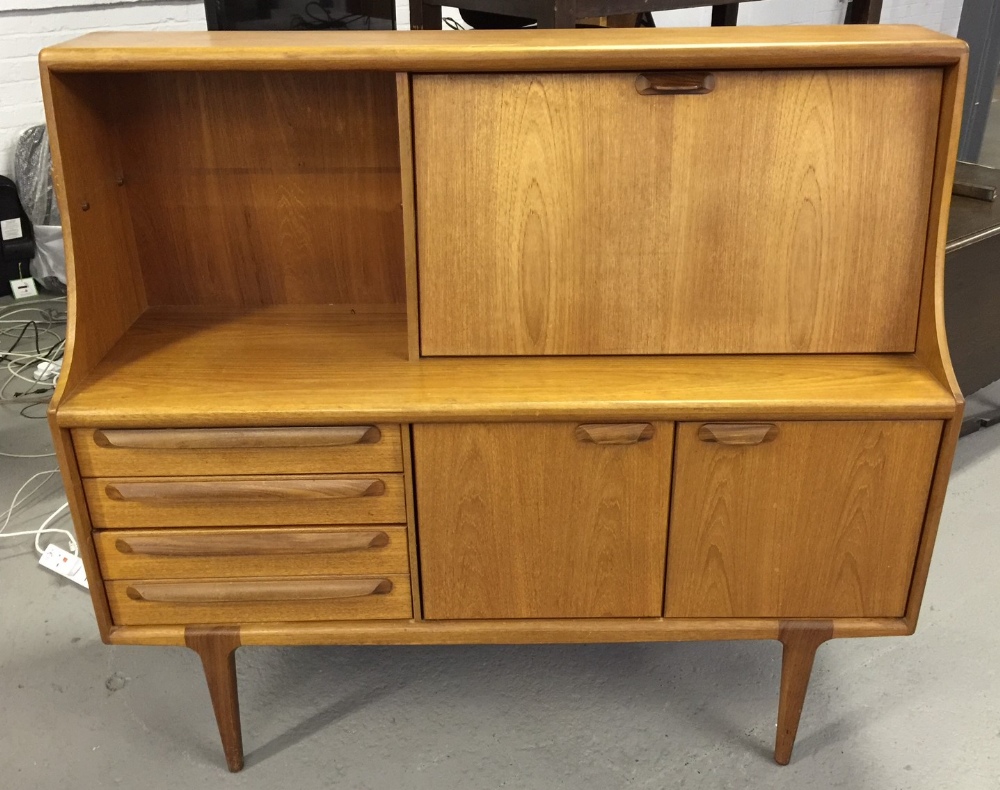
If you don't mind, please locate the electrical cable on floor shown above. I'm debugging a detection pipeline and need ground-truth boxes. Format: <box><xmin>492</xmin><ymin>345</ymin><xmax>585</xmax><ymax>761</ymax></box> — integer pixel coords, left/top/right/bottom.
<box><xmin>0</xmin><ymin>298</ymin><xmax>76</xmax><ymax>562</ymax></box>
<box><xmin>0</xmin><ymin>296</ymin><xmax>66</xmax><ymax>408</ymax></box>
<box><xmin>0</xmin><ymin>470</ymin><xmax>76</xmax><ymax>556</ymax></box>
<box><xmin>0</xmin><ymin>469</ymin><xmax>58</xmax><ymax>531</ymax></box>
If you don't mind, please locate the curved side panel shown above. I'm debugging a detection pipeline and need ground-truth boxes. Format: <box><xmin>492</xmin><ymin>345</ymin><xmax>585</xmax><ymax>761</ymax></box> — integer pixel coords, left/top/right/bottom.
<box><xmin>907</xmin><ymin>53</ymin><xmax>969</xmax><ymax>630</ymax></box>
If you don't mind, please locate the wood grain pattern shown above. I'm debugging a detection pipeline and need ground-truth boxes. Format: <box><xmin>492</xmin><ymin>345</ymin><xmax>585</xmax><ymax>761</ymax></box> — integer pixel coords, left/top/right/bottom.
<box><xmin>41</xmin><ymin>71</ymin><xmax>147</xmax><ymax>405</ymax></box>
<box><xmin>415</xmin><ymin>69</ymin><xmax>941</xmax><ymax>355</ymax></box>
<box><xmin>84</xmin><ymin>474</ymin><xmax>406</xmax><ymax>527</ymax></box>
<box><xmin>905</xmin><ymin>57</ymin><xmax>967</xmax><ymax>631</ymax></box>
<box><xmin>102</xmin><ymin>70</ymin><xmax>404</xmax><ymax>309</ymax></box>
<box><xmin>73</xmin><ymin>424</ymin><xmax>402</xmax><ymax>476</ymax></box>
<box><xmin>39</xmin><ymin>28</ymin><xmax>968</xmax><ymax>73</ymax></box>
<box><xmin>95</xmin><ymin>526</ymin><xmax>409</xmax><ymax>579</ymax></box>
<box><xmin>48</xmin><ymin>428</ymin><xmax>115</xmax><ymax>640</ymax></box>
<box><xmin>916</xmin><ymin>57</ymin><xmax>968</xmax><ymax>395</ymax></box>
<box><xmin>697</xmin><ymin>423</ymin><xmax>778</xmax><ymax>445</ymax></box>
<box><xmin>185</xmin><ymin>627</ymin><xmax>243</xmax><ymax>772</ymax></box>
<box><xmin>400</xmin><ymin>425</ymin><xmax>423</xmax><ymax>619</ymax></box>
<box><xmin>124</xmin><ymin>576</ymin><xmax>394</xmax><ymax>603</ymax></box>
<box><xmin>634</xmin><ymin>71</ymin><xmax>715</xmax><ymax>95</ymax></box>
<box><xmin>774</xmin><ymin>621</ymin><xmax>834</xmax><ymax>765</ymax></box>
<box><xmin>93</xmin><ymin>425</ymin><xmax>382</xmax><ymax>449</ymax></box>
<box><xmin>574</xmin><ymin>423</ymin><xmax>654</xmax><ymax>445</ymax></box>
<box><xmin>108</xmin><ymin>574</ymin><xmax>412</xmax><ymax>624</ymax></box>
<box><xmin>414</xmin><ymin>422</ymin><xmax>672</xmax><ymax>619</ymax></box>
<box><xmin>666</xmin><ymin>421</ymin><xmax>942</xmax><ymax>618</ymax></box>
<box><xmin>396</xmin><ymin>72</ymin><xmax>421</xmax><ymax>362</ymax></box>
<box><xmin>104</xmin><ymin>478</ymin><xmax>386</xmax><ymax>501</ymax></box>
<box><xmin>109</xmin><ymin>615</ymin><xmax>910</xmax><ymax>648</ymax></box>
<box><xmin>53</xmin><ymin>308</ymin><xmax>957</xmax><ymax>427</ymax></box>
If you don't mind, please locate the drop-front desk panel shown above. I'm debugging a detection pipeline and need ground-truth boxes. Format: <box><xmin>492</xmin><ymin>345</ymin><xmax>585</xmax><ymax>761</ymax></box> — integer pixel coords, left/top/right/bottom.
<box><xmin>42</xmin><ymin>27</ymin><xmax>966</xmax><ymax>772</ymax></box>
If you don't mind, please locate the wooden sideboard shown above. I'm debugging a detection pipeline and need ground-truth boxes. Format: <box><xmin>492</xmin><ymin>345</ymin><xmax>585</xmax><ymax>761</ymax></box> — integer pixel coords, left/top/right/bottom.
<box><xmin>41</xmin><ymin>27</ymin><xmax>967</xmax><ymax>772</ymax></box>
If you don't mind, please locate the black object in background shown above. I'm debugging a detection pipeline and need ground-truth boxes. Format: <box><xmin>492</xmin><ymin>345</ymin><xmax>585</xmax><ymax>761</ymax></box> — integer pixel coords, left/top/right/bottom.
<box><xmin>0</xmin><ymin>176</ymin><xmax>36</xmax><ymax>299</ymax></box>
<box><xmin>204</xmin><ymin>0</ymin><xmax>394</xmax><ymax>30</ymax></box>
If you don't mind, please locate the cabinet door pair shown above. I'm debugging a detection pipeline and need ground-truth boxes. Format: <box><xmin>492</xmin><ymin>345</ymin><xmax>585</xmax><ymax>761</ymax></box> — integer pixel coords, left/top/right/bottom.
<box><xmin>413</xmin><ymin>421</ymin><xmax>941</xmax><ymax>620</ymax></box>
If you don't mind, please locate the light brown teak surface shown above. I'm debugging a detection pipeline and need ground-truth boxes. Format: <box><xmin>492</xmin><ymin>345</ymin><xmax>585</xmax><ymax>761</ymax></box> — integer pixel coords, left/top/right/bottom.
<box><xmin>85</xmin><ymin>70</ymin><xmax>404</xmax><ymax>309</ymax></box>
<box><xmin>415</xmin><ymin>70</ymin><xmax>940</xmax><ymax>355</ymax></box>
<box><xmin>666</xmin><ymin>421</ymin><xmax>942</xmax><ymax>618</ymax></box>
<box><xmin>53</xmin><ymin>308</ymin><xmax>955</xmax><ymax>427</ymax></box>
<box><xmin>38</xmin><ymin>28</ymin><xmax>967</xmax><ymax>772</ymax></box>
<box><xmin>414</xmin><ymin>422</ymin><xmax>673</xmax><ymax>619</ymax></box>
<box><xmin>84</xmin><ymin>474</ymin><xmax>407</xmax><ymax>527</ymax></box>
<box><xmin>95</xmin><ymin>526</ymin><xmax>410</xmax><ymax>579</ymax></box>
<box><xmin>72</xmin><ymin>424</ymin><xmax>403</xmax><ymax>476</ymax></box>
<box><xmin>39</xmin><ymin>27</ymin><xmax>966</xmax><ymax>72</ymax></box>
<box><xmin>107</xmin><ymin>574</ymin><xmax>412</xmax><ymax>624</ymax></box>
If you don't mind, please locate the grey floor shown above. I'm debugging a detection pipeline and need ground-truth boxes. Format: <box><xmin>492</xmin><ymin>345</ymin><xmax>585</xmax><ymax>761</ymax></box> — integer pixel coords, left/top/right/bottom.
<box><xmin>1</xmin><ymin>375</ymin><xmax>999</xmax><ymax>788</ymax></box>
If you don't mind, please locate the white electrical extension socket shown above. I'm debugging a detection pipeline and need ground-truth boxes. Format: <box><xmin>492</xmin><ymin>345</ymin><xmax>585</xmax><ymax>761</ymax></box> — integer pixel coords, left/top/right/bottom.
<box><xmin>38</xmin><ymin>544</ymin><xmax>89</xmax><ymax>589</ymax></box>
<box><xmin>33</xmin><ymin>359</ymin><xmax>62</xmax><ymax>382</ymax></box>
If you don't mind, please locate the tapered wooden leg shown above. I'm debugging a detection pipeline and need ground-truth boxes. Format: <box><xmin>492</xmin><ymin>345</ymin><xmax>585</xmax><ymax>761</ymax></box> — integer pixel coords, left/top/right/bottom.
<box><xmin>185</xmin><ymin>626</ymin><xmax>244</xmax><ymax>772</ymax></box>
<box><xmin>774</xmin><ymin>621</ymin><xmax>834</xmax><ymax>765</ymax></box>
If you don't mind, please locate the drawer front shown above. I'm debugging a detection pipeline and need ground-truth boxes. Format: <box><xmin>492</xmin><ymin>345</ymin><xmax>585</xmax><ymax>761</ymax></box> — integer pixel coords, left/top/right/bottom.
<box><xmin>414</xmin><ymin>69</ymin><xmax>941</xmax><ymax>355</ymax></box>
<box><xmin>95</xmin><ymin>526</ymin><xmax>410</xmax><ymax>579</ymax></box>
<box><xmin>415</xmin><ymin>422</ymin><xmax>673</xmax><ymax>619</ymax></box>
<box><xmin>84</xmin><ymin>474</ymin><xmax>407</xmax><ymax>528</ymax></box>
<box><xmin>665</xmin><ymin>420</ymin><xmax>942</xmax><ymax>619</ymax></box>
<box><xmin>106</xmin><ymin>575</ymin><xmax>412</xmax><ymax>625</ymax></box>
<box><xmin>72</xmin><ymin>424</ymin><xmax>403</xmax><ymax>477</ymax></box>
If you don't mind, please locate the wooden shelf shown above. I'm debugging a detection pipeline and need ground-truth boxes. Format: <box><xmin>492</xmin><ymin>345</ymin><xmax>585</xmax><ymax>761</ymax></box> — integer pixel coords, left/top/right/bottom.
<box><xmin>56</xmin><ymin>306</ymin><xmax>957</xmax><ymax>427</ymax></box>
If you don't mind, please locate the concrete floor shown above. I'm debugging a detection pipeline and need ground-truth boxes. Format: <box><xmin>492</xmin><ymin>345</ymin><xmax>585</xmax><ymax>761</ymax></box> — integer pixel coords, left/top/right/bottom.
<box><xmin>1</xmin><ymin>385</ymin><xmax>999</xmax><ymax>789</ymax></box>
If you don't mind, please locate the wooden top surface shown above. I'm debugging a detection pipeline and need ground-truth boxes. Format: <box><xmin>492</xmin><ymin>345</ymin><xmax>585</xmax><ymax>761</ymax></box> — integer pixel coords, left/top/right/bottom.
<box><xmin>54</xmin><ymin>307</ymin><xmax>957</xmax><ymax>427</ymax></box>
<box><xmin>39</xmin><ymin>27</ymin><xmax>966</xmax><ymax>72</ymax></box>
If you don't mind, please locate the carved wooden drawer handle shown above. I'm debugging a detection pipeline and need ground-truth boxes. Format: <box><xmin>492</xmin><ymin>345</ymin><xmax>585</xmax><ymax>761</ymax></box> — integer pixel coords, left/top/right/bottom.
<box><xmin>125</xmin><ymin>577</ymin><xmax>393</xmax><ymax>603</ymax></box>
<box><xmin>105</xmin><ymin>478</ymin><xmax>386</xmax><ymax>502</ymax></box>
<box><xmin>698</xmin><ymin>423</ymin><xmax>779</xmax><ymax>445</ymax></box>
<box><xmin>635</xmin><ymin>71</ymin><xmax>716</xmax><ymax>95</ymax></box>
<box><xmin>575</xmin><ymin>423</ymin><xmax>654</xmax><ymax>445</ymax></box>
<box><xmin>93</xmin><ymin>426</ymin><xmax>381</xmax><ymax>450</ymax></box>
<box><xmin>114</xmin><ymin>531</ymin><xmax>390</xmax><ymax>557</ymax></box>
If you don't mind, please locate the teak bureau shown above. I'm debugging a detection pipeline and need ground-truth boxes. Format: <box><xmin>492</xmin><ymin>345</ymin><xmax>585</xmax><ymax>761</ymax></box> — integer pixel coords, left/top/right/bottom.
<box><xmin>42</xmin><ymin>27</ymin><xmax>967</xmax><ymax>771</ymax></box>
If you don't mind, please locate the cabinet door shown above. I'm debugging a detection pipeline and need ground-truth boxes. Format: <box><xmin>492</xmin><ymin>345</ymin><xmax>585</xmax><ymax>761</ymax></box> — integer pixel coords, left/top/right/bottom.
<box><xmin>665</xmin><ymin>421</ymin><xmax>942</xmax><ymax>618</ymax></box>
<box><xmin>413</xmin><ymin>422</ymin><xmax>673</xmax><ymax>619</ymax></box>
<box><xmin>413</xmin><ymin>69</ymin><xmax>941</xmax><ymax>356</ymax></box>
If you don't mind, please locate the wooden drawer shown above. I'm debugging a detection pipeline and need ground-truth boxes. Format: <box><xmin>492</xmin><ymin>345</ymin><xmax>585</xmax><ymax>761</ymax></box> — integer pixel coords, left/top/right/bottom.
<box><xmin>72</xmin><ymin>424</ymin><xmax>403</xmax><ymax>477</ymax></box>
<box><xmin>665</xmin><ymin>420</ymin><xmax>942</xmax><ymax>618</ymax></box>
<box><xmin>84</xmin><ymin>474</ymin><xmax>406</xmax><ymax>528</ymax></box>
<box><xmin>414</xmin><ymin>69</ymin><xmax>941</xmax><ymax>355</ymax></box>
<box><xmin>106</xmin><ymin>574</ymin><xmax>412</xmax><ymax>625</ymax></box>
<box><xmin>95</xmin><ymin>526</ymin><xmax>410</xmax><ymax>579</ymax></box>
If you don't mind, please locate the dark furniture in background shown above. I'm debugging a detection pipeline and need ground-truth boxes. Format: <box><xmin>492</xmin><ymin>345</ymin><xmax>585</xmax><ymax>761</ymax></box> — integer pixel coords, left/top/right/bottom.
<box><xmin>946</xmin><ymin>162</ymin><xmax>1000</xmax><ymax>433</ymax></box>
<box><xmin>410</xmin><ymin>0</ymin><xmax>883</xmax><ymax>30</ymax></box>
<box><xmin>203</xmin><ymin>0</ymin><xmax>394</xmax><ymax>30</ymax></box>
<box><xmin>956</xmin><ymin>0</ymin><xmax>1000</xmax><ymax>161</ymax></box>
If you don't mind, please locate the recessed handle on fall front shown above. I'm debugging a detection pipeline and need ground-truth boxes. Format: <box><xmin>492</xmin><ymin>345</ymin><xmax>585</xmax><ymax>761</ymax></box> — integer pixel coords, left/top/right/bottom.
<box><xmin>104</xmin><ymin>478</ymin><xmax>386</xmax><ymax>502</ymax></box>
<box><xmin>698</xmin><ymin>423</ymin><xmax>779</xmax><ymax>446</ymax></box>
<box><xmin>124</xmin><ymin>577</ymin><xmax>393</xmax><ymax>604</ymax></box>
<box><xmin>93</xmin><ymin>425</ymin><xmax>381</xmax><ymax>450</ymax></box>
<box><xmin>114</xmin><ymin>530</ymin><xmax>390</xmax><ymax>557</ymax></box>
<box><xmin>575</xmin><ymin>423</ymin><xmax>654</xmax><ymax>445</ymax></box>
<box><xmin>635</xmin><ymin>71</ymin><xmax>716</xmax><ymax>95</ymax></box>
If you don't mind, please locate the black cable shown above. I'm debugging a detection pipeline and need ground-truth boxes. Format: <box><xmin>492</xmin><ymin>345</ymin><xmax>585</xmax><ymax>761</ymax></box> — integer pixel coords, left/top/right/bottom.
<box><xmin>19</xmin><ymin>401</ymin><xmax>48</xmax><ymax>419</ymax></box>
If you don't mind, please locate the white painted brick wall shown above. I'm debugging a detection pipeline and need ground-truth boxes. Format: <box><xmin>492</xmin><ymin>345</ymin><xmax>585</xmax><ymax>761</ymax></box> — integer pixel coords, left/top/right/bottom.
<box><xmin>0</xmin><ymin>0</ymin><xmax>206</xmax><ymax>174</ymax></box>
<box><xmin>399</xmin><ymin>0</ymin><xmax>964</xmax><ymax>31</ymax></box>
